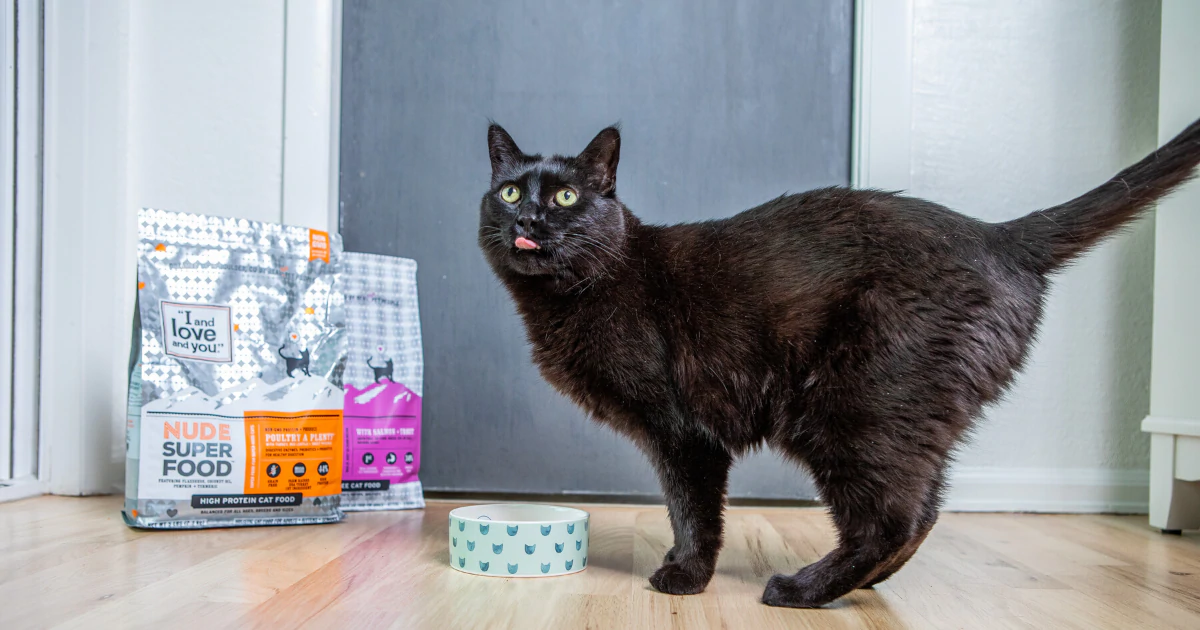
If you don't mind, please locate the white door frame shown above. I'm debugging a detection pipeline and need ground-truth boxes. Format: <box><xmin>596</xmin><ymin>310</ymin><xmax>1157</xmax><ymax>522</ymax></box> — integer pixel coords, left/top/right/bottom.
<box><xmin>38</xmin><ymin>0</ymin><xmax>132</xmax><ymax>496</ymax></box>
<box><xmin>281</xmin><ymin>0</ymin><xmax>343</xmax><ymax>233</ymax></box>
<box><xmin>851</xmin><ymin>0</ymin><xmax>914</xmax><ymax>192</ymax></box>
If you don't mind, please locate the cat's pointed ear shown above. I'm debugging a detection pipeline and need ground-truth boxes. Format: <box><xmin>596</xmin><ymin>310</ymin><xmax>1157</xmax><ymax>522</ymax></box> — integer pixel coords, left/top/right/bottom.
<box><xmin>577</xmin><ymin>126</ymin><xmax>621</xmax><ymax>195</ymax></box>
<box><xmin>488</xmin><ymin>124</ymin><xmax>523</xmax><ymax>174</ymax></box>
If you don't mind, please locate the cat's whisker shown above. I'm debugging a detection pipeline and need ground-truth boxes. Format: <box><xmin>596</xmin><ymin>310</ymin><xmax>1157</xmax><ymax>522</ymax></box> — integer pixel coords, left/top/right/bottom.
<box><xmin>565</xmin><ymin>247</ymin><xmax>609</xmax><ymax>281</ymax></box>
<box><xmin>565</xmin><ymin>232</ymin><xmax>628</xmax><ymax>261</ymax></box>
<box><xmin>562</xmin><ymin>234</ymin><xmax>630</xmax><ymax>273</ymax></box>
<box><xmin>563</xmin><ymin>276</ymin><xmax>591</xmax><ymax>294</ymax></box>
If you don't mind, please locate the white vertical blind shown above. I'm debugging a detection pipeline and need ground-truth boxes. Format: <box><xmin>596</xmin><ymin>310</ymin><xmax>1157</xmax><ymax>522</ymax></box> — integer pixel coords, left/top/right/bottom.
<box><xmin>10</xmin><ymin>0</ymin><xmax>40</xmax><ymax>482</ymax></box>
<box><xmin>1</xmin><ymin>0</ymin><xmax>19</xmax><ymax>481</ymax></box>
<box><xmin>0</xmin><ymin>0</ymin><xmax>42</xmax><ymax>491</ymax></box>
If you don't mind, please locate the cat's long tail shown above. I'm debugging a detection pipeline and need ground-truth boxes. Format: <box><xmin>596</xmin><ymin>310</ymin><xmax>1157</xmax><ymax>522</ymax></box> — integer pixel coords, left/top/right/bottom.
<box><xmin>1007</xmin><ymin>116</ymin><xmax>1200</xmax><ymax>274</ymax></box>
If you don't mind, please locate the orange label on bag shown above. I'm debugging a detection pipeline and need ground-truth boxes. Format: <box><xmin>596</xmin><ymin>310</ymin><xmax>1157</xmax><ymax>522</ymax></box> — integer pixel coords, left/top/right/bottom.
<box><xmin>243</xmin><ymin>410</ymin><xmax>342</xmax><ymax>497</ymax></box>
<box><xmin>309</xmin><ymin>229</ymin><xmax>331</xmax><ymax>263</ymax></box>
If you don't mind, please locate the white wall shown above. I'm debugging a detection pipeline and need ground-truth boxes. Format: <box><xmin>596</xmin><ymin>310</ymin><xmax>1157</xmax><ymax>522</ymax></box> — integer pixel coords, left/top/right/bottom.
<box><xmin>128</xmin><ymin>1</ymin><xmax>287</xmax><ymax>223</ymax></box>
<box><xmin>41</xmin><ymin>0</ymin><xmax>337</xmax><ymax>495</ymax></box>
<box><xmin>901</xmin><ymin>0</ymin><xmax>1162</xmax><ymax>510</ymax></box>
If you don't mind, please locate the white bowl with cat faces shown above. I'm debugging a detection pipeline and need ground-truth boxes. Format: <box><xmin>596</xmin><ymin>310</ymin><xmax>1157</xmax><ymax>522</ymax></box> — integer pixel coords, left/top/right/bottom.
<box><xmin>449</xmin><ymin>504</ymin><xmax>589</xmax><ymax>577</ymax></box>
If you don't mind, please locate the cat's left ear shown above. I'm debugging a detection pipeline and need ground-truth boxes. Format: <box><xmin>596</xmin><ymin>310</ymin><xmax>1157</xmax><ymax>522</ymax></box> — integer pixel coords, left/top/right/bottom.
<box><xmin>577</xmin><ymin>126</ymin><xmax>621</xmax><ymax>195</ymax></box>
<box><xmin>488</xmin><ymin>124</ymin><xmax>524</xmax><ymax>174</ymax></box>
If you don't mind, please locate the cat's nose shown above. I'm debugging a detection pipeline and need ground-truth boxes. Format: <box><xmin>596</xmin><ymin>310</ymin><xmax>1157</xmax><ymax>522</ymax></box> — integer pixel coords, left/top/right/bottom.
<box><xmin>516</xmin><ymin>215</ymin><xmax>540</xmax><ymax>233</ymax></box>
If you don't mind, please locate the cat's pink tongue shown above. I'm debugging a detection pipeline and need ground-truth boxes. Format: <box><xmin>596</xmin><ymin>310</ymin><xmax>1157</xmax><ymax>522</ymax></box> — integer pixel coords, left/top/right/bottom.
<box><xmin>515</xmin><ymin>237</ymin><xmax>539</xmax><ymax>250</ymax></box>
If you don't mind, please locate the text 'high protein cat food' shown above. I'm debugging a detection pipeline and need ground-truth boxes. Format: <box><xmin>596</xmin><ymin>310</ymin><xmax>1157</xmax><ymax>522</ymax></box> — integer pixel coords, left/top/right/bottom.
<box><xmin>124</xmin><ymin>209</ymin><xmax>346</xmax><ymax>529</ymax></box>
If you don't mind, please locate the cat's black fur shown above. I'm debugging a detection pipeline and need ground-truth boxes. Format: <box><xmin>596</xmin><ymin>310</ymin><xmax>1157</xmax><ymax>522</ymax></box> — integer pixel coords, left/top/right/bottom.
<box><xmin>478</xmin><ymin>120</ymin><xmax>1200</xmax><ymax>607</ymax></box>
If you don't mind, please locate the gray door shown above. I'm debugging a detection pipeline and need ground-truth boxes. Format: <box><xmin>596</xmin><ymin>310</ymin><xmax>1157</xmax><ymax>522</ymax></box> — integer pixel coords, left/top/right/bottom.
<box><xmin>339</xmin><ymin>0</ymin><xmax>853</xmax><ymax>499</ymax></box>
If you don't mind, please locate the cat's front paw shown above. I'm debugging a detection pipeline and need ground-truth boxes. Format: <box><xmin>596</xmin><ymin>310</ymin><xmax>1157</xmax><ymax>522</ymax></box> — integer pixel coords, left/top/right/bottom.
<box><xmin>649</xmin><ymin>562</ymin><xmax>711</xmax><ymax>595</ymax></box>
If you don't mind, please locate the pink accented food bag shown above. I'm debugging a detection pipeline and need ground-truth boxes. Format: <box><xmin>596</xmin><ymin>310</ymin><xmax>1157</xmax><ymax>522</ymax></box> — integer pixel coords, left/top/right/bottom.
<box><xmin>341</xmin><ymin>252</ymin><xmax>425</xmax><ymax>510</ymax></box>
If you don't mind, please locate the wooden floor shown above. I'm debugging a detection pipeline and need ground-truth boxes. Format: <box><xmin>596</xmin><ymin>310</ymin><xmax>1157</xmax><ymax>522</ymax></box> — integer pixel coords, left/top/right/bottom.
<box><xmin>2</xmin><ymin>497</ymin><xmax>1199</xmax><ymax>629</ymax></box>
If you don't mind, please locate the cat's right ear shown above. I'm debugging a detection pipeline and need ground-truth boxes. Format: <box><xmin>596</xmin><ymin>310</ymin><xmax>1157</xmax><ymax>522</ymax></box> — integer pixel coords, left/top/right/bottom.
<box><xmin>577</xmin><ymin>126</ymin><xmax>621</xmax><ymax>195</ymax></box>
<box><xmin>488</xmin><ymin>124</ymin><xmax>523</xmax><ymax>174</ymax></box>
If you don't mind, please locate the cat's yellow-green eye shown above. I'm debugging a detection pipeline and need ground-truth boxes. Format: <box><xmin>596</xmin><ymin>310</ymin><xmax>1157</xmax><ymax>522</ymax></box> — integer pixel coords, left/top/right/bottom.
<box><xmin>555</xmin><ymin>189</ymin><xmax>578</xmax><ymax>207</ymax></box>
<box><xmin>500</xmin><ymin>184</ymin><xmax>521</xmax><ymax>203</ymax></box>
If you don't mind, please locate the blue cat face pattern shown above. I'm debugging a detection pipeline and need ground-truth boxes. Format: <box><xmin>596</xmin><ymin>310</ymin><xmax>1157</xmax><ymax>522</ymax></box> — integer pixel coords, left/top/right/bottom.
<box><xmin>451</xmin><ymin>514</ymin><xmax>587</xmax><ymax>576</ymax></box>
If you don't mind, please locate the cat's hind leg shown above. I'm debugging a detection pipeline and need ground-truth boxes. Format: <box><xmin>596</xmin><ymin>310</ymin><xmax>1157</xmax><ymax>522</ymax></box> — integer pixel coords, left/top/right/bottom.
<box><xmin>761</xmin><ymin>451</ymin><xmax>942</xmax><ymax>608</ymax></box>
<box><xmin>857</xmin><ymin>468</ymin><xmax>945</xmax><ymax>589</ymax></box>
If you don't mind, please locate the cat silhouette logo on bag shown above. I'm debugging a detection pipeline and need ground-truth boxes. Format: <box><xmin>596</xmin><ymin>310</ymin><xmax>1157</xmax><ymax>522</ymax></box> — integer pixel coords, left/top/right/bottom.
<box><xmin>367</xmin><ymin>346</ymin><xmax>395</xmax><ymax>383</ymax></box>
<box><xmin>279</xmin><ymin>333</ymin><xmax>312</xmax><ymax>377</ymax></box>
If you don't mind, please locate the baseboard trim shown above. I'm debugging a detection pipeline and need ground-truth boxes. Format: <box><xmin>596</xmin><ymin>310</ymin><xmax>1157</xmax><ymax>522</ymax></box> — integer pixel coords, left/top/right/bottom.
<box><xmin>945</xmin><ymin>467</ymin><xmax>1149</xmax><ymax>514</ymax></box>
<box><xmin>0</xmin><ymin>477</ymin><xmax>47</xmax><ymax>503</ymax></box>
<box><xmin>429</xmin><ymin>467</ymin><xmax>1150</xmax><ymax>514</ymax></box>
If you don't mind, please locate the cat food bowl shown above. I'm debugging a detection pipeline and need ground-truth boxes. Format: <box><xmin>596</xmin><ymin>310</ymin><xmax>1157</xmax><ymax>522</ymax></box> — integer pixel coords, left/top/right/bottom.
<box><xmin>449</xmin><ymin>504</ymin><xmax>589</xmax><ymax>577</ymax></box>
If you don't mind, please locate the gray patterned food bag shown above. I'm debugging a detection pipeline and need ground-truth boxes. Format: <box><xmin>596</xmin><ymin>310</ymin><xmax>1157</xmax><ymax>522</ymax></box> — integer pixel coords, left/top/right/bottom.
<box><xmin>340</xmin><ymin>252</ymin><xmax>425</xmax><ymax>511</ymax></box>
<box><xmin>124</xmin><ymin>208</ymin><xmax>346</xmax><ymax>529</ymax></box>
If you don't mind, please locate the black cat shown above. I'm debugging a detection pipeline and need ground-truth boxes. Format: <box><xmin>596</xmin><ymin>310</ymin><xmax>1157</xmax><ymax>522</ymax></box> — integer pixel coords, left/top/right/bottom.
<box><xmin>478</xmin><ymin>120</ymin><xmax>1200</xmax><ymax>607</ymax></box>
<box><xmin>278</xmin><ymin>344</ymin><xmax>310</xmax><ymax>378</ymax></box>
<box><xmin>367</xmin><ymin>356</ymin><xmax>394</xmax><ymax>383</ymax></box>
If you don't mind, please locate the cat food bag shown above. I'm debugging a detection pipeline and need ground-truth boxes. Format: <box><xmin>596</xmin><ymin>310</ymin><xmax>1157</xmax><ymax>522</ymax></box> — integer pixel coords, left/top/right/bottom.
<box><xmin>340</xmin><ymin>252</ymin><xmax>425</xmax><ymax>511</ymax></box>
<box><xmin>123</xmin><ymin>208</ymin><xmax>347</xmax><ymax>529</ymax></box>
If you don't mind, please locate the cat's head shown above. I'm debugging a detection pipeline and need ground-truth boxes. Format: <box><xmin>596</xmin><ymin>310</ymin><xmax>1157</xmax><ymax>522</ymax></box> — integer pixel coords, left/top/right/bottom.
<box><xmin>479</xmin><ymin>124</ymin><xmax>626</xmax><ymax>280</ymax></box>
